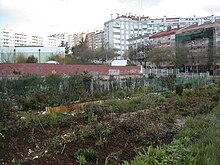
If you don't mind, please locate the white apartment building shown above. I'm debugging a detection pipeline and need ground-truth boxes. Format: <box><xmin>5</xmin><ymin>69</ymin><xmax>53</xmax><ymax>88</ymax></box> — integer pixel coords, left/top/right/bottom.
<box><xmin>104</xmin><ymin>15</ymin><xmax>143</xmax><ymax>57</ymax></box>
<box><xmin>104</xmin><ymin>14</ymin><xmax>219</xmax><ymax>57</ymax></box>
<box><xmin>0</xmin><ymin>28</ymin><xmax>44</xmax><ymax>47</ymax></box>
<box><xmin>44</xmin><ymin>36</ymin><xmax>62</xmax><ymax>47</ymax></box>
<box><xmin>0</xmin><ymin>29</ymin><xmax>15</xmax><ymax>47</ymax></box>
<box><xmin>28</xmin><ymin>35</ymin><xmax>44</xmax><ymax>46</ymax></box>
<box><xmin>66</xmin><ymin>34</ymin><xmax>75</xmax><ymax>48</ymax></box>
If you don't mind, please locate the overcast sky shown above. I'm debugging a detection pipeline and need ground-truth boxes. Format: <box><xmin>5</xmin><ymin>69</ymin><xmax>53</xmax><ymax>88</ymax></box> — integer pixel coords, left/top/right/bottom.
<box><xmin>1</xmin><ymin>0</ymin><xmax>220</xmax><ymax>36</ymax></box>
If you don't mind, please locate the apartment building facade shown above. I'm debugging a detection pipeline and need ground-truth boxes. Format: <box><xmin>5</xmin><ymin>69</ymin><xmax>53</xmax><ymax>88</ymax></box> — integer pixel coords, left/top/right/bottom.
<box><xmin>176</xmin><ymin>22</ymin><xmax>220</xmax><ymax>74</ymax></box>
<box><xmin>86</xmin><ymin>30</ymin><xmax>104</xmax><ymax>50</ymax></box>
<box><xmin>0</xmin><ymin>28</ymin><xmax>45</xmax><ymax>47</ymax></box>
<box><xmin>0</xmin><ymin>29</ymin><xmax>14</xmax><ymax>47</ymax></box>
<box><xmin>104</xmin><ymin>14</ymin><xmax>219</xmax><ymax>57</ymax></box>
<box><xmin>104</xmin><ymin>15</ymin><xmax>143</xmax><ymax>57</ymax></box>
<box><xmin>149</xmin><ymin>26</ymin><xmax>181</xmax><ymax>47</ymax></box>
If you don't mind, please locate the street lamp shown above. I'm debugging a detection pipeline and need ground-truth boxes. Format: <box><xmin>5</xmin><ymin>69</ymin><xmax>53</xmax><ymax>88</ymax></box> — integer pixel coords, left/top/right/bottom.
<box><xmin>38</xmin><ymin>49</ymin><xmax>41</xmax><ymax>63</ymax></box>
<box><xmin>13</xmin><ymin>49</ymin><xmax>16</xmax><ymax>63</ymax></box>
<box><xmin>191</xmin><ymin>41</ymin><xmax>195</xmax><ymax>76</ymax></box>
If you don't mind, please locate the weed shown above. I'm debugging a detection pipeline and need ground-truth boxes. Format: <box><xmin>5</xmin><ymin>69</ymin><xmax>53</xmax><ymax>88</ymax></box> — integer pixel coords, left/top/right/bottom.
<box><xmin>76</xmin><ymin>125</ymin><xmax>95</xmax><ymax>139</ymax></box>
<box><xmin>87</xmin><ymin>112</ymin><xmax>98</xmax><ymax>123</ymax></box>
<box><xmin>76</xmin><ymin>155</ymin><xmax>87</xmax><ymax>165</ymax></box>
<box><xmin>95</xmin><ymin>135</ymin><xmax>107</xmax><ymax>147</ymax></box>
<box><xmin>43</xmin><ymin>137</ymin><xmax>62</xmax><ymax>149</ymax></box>
<box><xmin>74</xmin><ymin>148</ymin><xmax>98</xmax><ymax>162</ymax></box>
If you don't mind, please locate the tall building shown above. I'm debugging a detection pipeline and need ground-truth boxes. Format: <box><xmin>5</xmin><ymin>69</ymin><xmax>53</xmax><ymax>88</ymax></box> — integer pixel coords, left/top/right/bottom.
<box><xmin>0</xmin><ymin>29</ymin><xmax>14</xmax><ymax>47</ymax></box>
<box><xmin>0</xmin><ymin>28</ymin><xmax>44</xmax><ymax>47</ymax></box>
<box><xmin>86</xmin><ymin>30</ymin><xmax>104</xmax><ymax>50</ymax></box>
<box><xmin>104</xmin><ymin>14</ymin><xmax>143</xmax><ymax>57</ymax></box>
<box><xmin>66</xmin><ymin>34</ymin><xmax>75</xmax><ymax>48</ymax></box>
<box><xmin>44</xmin><ymin>36</ymin><xmax>62</xmax><ymax>47</ymax></box>
<box><xmin>86</xmin><ymin>32</ymin><xmax>96</xmax><ymax>50</ymax></box>
<box><xmin>104</xmin><ymin>14</ymin><xmax>219</xmax><ymax>57</ymax></box>
<box><xmin>95</xmin><ymin>30</ymin><xmax>104</xmax><ymax>49</ymax></box>
<box><xmin>73</xmin><ymin>32</ymin><xmax>87</xmax><ymax>46</ymax></box>
<box><xmin>27</xmin><ymin>35</ymin><xmax>44</xmax><ymax>46</ymax></box>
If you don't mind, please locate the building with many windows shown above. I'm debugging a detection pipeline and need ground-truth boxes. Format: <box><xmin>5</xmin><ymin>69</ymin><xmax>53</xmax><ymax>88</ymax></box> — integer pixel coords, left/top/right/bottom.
<box><xmin>104</xmin><ymin>14</ymin><xmax>220</xmax><ymax>57</ymax></box>
<box><xmin>86</xmin><ymin>30</ymin><xmax>104</xmax><ymax>50</ymax></box>
<box><xmin>0</xmin><ymin>29</ymin><xmax>14</xmax><ymax>47</ymax></box>
<box><xmin>176</xmin><ymin>21</ymin><xmax>220</xmax><ymax>75</ymax></box>
<box><xmin>104</xmin><ymin>14</ymin><xmax>143</xmax><ymax>57</ymax></box>
<box><xmin>149</xmin><ymin>26</ymin><xmax>181</xmax><ymax>47</ymax></box>
<box><xmin>95</xmin><ymin>30</ymin><xmax>104</xmax><ymax>49</ymax></box>
<box><xmin>0</xmin><ymin>28</ymin><xmax>44</xmax><ymax>47</ymax></box>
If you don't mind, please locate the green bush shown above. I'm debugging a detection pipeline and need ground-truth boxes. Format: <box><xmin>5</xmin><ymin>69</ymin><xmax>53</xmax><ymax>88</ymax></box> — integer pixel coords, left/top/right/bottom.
<box><xmin>74</xmin><ymin>148</ymin><xmax>98</xmax><ymax>161</ymax></box>
<box><xmin>123</xmin><ymin>137</ymin><xmax>191</xmax><ymax>165</ymax></box>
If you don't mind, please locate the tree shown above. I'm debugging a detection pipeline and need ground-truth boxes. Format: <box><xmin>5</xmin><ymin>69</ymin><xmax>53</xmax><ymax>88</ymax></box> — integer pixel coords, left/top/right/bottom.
<box><xmin>128</xmin><ymin>44</ymin><xmax>150</xmax><ymax>61</ymax></box>
<box><xmin>26</xmin><ymin>55</ymin><xmax>38</xmax><ymax>63</ymax></box>
<box><xmin>16</xmin><ymin>54</ymin><xmax>27</xmax><ymax>63</ymax></box>
<box><xmin>64</xmin><ymin>55</ymin><xmax>76</xmax><ymax>64</ymax></box>
<box><xmin>174</xmin><ymin>43</ymin><xmax>188</xmax><ymax>67</ymax></box>
<box><xmin>48</xmin><ymin>54</ymin><xmax>65</xmax><ymax>64</ymax></box>
<box><xmin>60</xmin><ymin>41</ymin><xmax>70</xmax><ymax>55</ymax></box>
<box><xmin>65</xmin><ymin>42</ymin><xmax>70</xmax><ymax>55</ymax></box>
<box><xmin>60</xmin><ymin>41</ymin><xmax>65</xmax><ymax>47</ymax></box>
<box><xmin>149</xmin><ymin>47</ymin><xmax>172</xmax><ymax>68</ymax></box>
<box><xmin>102</xmin><ymin>48</ymin><xmax>119</xmax><ymax>61</ymax></box>
<box><xmin>70</xmin><ymin>36</ymin><xmax>119</xmax><ymax>63</ymax></box>
<box><xmin>127</xmin><ymin>44</ymin><xmax>153</xmax><ymax>67</ymax></box>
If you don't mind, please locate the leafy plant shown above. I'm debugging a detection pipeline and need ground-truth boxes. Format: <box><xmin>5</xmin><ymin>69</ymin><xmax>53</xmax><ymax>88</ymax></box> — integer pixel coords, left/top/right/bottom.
<box><xmin>74</xmin><ymin>148</ymin><xmax>98</xmax><ymax>162</ymax></box>
<box><xmin>43</xmin><ymin>137</ymin><xmax>62</xmax><ymax>149</ymax></box>
<box><xmin>76</xmin><ymin>155</ymin><xmax>87</xmax><ymax>165</ymax></box>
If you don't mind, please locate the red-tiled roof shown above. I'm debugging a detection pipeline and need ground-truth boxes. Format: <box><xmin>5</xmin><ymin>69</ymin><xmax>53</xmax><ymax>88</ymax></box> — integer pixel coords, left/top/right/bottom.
<box><xmin>0</xmin><ymin>64</ymin><xmax>141</xmax><ymax>78</ymax></box>
<box><xmin>150</xmin><ymin>27</ymin><xmax>181</xmax><ymax>39</ymax></box>
<box><xmin>176</xmin><ymin>22</ymin><xmax>220</xmax><ymax>33</ymax></box>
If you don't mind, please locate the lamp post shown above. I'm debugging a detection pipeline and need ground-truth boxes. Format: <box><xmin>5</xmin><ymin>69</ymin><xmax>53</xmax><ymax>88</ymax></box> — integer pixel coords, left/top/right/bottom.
<box><xmin>38</xmin><ymin>49</ymin><xmax>41</xmax><ymax>63</ymax></box>
<box><xmin>13</xmin><ymin>49</ymin><xmax>16</xmax><ymax>63</ymax></box>
<box><xmin>191</xmin><ymin>41</ymin><xmax>195</xmax><ymax>77</ymax></box>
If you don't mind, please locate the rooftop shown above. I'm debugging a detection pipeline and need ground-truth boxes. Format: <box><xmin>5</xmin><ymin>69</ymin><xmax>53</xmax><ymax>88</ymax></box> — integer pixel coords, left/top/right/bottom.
<box><xmin>150</xmin><ymin>27</ymin><xmax>182</xmax><ymax>39</ymax></box>
<box><xmin>176</xmin><ymin>22</ymin><xmax>220</xmax><ymax>34</ymax></box>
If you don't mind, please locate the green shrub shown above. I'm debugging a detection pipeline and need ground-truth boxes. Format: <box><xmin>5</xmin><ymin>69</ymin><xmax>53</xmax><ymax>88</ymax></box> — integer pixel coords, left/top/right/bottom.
<box><xmin>184</xmin><ymin>82</ymin><xmax>192</xmax><ymax>89</ymax></box>
<box><xmin>76</xmin><ymin>155</ymin><xmax>87</xmax><ymax>165</ymax></box>
<box><xmin>74</xmin><ymin>148</ymin><xmax>98</xmax><ymax>161</ymax></box>
<box><xmin>123</xmin><ymin>137</ymin><xmax>191</xmax><ymax>165</ymax></box>
<box><xmin>162</xmin><ymin>90</ymin><xmax>174</xmax><ymax>98</ymax></box>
